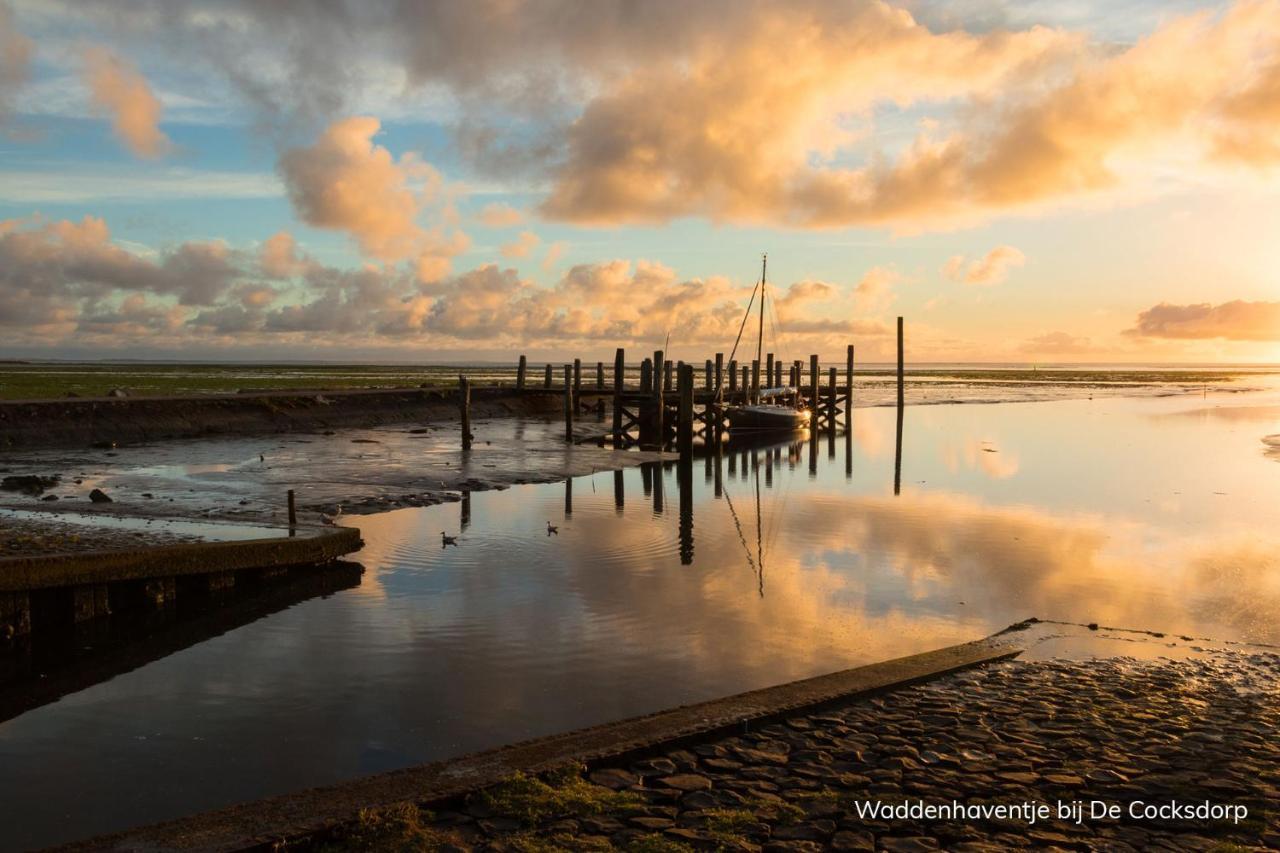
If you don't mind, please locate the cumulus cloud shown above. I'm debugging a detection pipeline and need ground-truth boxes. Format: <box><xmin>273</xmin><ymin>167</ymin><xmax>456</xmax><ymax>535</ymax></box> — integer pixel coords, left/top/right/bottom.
<box><xmin>0</xmin><ymin>2</ymin><xmax>32</xmax><ymax>129</ymax></box>
<box><xmin>1125</xmin><ymin>301</ymin><xmax>1280</xmax><ymax>341</ymax></box>
<box><xmin>499</xmin><ymin>230</ymin><xmax>540</xmax><ymax>259</ymax></box>
<box><xmin>1</xmin><ymin>213</ymin><xmax>894</xmax><ymax>354</ymax></box>
<box><xmin>82</xmin><ymin>47</ymin><xmax>171</xmax><ymax>158</ymax></box>
<box><xmin>477</xmin><ymin>202</ymin><xmax>524</xmax><ymax>227</ymax></box>
<box><xmin>853</xmin><ymin>266</ymin><xmax>901</xmax><ymax>310</ymax></box>
<box><xmin>279</xmin><ymin>116</ymin><xmax>470</xmax><ymax>280</ymax></box>
<box><xmin>943</xmin><ymin>245</ymin><xmax>1025</xmax><ymax>285</ymax></box>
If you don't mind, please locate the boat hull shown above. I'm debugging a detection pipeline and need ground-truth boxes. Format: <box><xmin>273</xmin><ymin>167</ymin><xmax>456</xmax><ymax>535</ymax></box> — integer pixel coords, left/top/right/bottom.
<box><xmin>725</xmin><ymin>405</ymin><xmax>811</xmax><ymax>434</ymax></box>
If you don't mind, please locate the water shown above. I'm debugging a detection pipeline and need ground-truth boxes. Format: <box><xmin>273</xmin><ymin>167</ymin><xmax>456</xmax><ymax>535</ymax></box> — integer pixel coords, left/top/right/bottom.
<box><xmin>2</xmin><ymin>388</ymin><xmax>1279</xmax><ymax>848</ymax></box>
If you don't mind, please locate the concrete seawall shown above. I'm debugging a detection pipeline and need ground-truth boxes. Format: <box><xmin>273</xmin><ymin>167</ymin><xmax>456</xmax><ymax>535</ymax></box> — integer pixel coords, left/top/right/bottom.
<box><xmin>0</xmin><ymin>387</ymin><xmax>572</xmax><ymax>451</ymax></box>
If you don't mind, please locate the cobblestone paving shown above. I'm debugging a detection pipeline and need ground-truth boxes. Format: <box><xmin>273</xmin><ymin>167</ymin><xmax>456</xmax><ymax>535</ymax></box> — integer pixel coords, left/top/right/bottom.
<box><xmin>323</xmin><ymin>653</ymin><xmax>1280</xmax><ymax>851</ymax></box>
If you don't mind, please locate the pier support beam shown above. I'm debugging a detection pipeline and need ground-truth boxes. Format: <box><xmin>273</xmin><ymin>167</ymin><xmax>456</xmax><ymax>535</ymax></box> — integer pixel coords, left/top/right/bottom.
<box><xmin>827</xmin><ymin>367</ymin><xmax>838</xmax><ymax>434</ymax></box>
<box><xmin>751</xmin><ymin>359</ymin><xmax>760</xmax><ymax>403</ymax></box>
<box><xmin>596</xmin><ymin>361</ymin><xmax>604</xmax><ymax>390</ymax></box>
<box><xmin>459</xmin><ymin>375</ymin><xmax>472</xmax><ymax>451</ymax></box>
<box><xmin>897</xmin><ymin>316</ymin><xmax>905</xmax><ymax>409</ymax></box>
<box><xmin>653</xmin><ymin>349</ymin><xmax>666</xmax><ymax>447</ymax></box>
<box><xmin>573</xmin><ymin>358</ymin><xmax>582</xmax><ymax>411</ymax></box>
<box><xmin>809</xmin><ymin>354</ymin><xmax>819</xmax><ymax>409</ymax></box>
<box><xmin>846</xmin><ymin>344</ymin><xmax>854</xmax><ymax>428</ymax></box>
<box><xmin>728</xmin><ymin>359</ymin><xmax>737</xmax><ymax>392</ymax></box>
<box><xmin>765</xmin><ymin>353</ymin><xmax>774</xmax><ymax>390</ymax></box>
<box><xmin>611</xmin><ymin>347</ymin><xmax>625</xmax><ymax>445</ymax></box>
<box><xmin>1</xmin><ymin>591</ymin><xmax>31</xmax><ymax>639</ymax></box>
<box><xmin>516</xmin><ymin>355</ymin><xmax>527</xmax><ymax>390</ymax></box>
<box><xmin>544</xmin><ymin>363</ymin><xmax>552</xmax><ymax>389</ymax></box>
<box><xmin>563</xmin><ymin>365</ymin><xmax>574</xmax><ymax>443</ymax></box>
<box><xmin>715</xmin><ymin>353</ymin><xmax>724</xmax><ymax>392</ymax></box>
<box><xmin>678</xmin><ymin>363</ymin><xmax>694</xmax><ymax>453</ymax></box>
<box><xmin>71</xmin><ymin>584</ymin><xmax>112</xmax><ymax>622</ymax></box>
<box><xmin>640</xmin><ymin>358</ymin><xmax>652</xmax><ymax>394</ymax></box>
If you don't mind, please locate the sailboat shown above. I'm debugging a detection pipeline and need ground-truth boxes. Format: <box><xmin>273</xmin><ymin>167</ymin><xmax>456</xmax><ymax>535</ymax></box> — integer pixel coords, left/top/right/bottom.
<box><xmin>724</xmin><ymin>255</ymin><xmax>812</xmax><ymax>435</ymax></box>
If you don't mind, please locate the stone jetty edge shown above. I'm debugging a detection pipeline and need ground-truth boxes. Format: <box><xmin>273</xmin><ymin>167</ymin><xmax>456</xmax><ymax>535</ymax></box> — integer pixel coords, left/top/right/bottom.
<box><xmin>0</xmin><ymin>525</ymin><xmax>363</xmax><ymax>592</ymax></box>
<box><xmin>0</xmin><ymin>386</ymin><xmax>572</xmax><ymax>451</ymax></box>
<box><xmin>51</xmin><ymin>638</ymin><xmax>1021</xmax><ymax>852</ymax></box>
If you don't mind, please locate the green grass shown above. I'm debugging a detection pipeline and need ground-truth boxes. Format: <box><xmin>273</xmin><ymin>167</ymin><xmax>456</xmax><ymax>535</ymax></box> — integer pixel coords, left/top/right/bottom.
<box><xmin>310</xmin><ymin>803</ymin><xmax>457</xmax><ymax>852</ymax></box>
<box><xmin>473</xmin><ymin>766</ymin><xmax>645</xmax><ymax>826</ymax></box>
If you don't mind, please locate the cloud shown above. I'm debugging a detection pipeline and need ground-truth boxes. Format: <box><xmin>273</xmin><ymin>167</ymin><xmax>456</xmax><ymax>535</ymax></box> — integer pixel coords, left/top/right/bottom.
<box><xmin>943</xmin><ymin>245</ymin><xmax>1025</xmax><ymax>285</ymax></box>
<box><xmin>853</xmin><ymin>266</ymin><xmax>901</xmax><ymax>310</ymax></box>
<box><xmin>499</xmin><ymin>230</ymin><xmax>540</xmax><ymax>259</ymax></box>
<box><xmin>1018</xmin><ymin>331</ymin><xmax>1094</xmax><ymax>355</ymax></box>
<box><xmin>477</xmin><ymin>202</ymin><xmax>524</xmax><ymax>227</ymax></box>
<box><xmin>82</xmin><ymin>47</ymin><xmax>171</xmax><ymax>158</ymax></box>
<box><xmin>541</xmin><ymin>240</ymin><xmax>567</xmax><ymax>272</ymax></box>
<box><xmin>258</xmin><ymin>231</ymin><xmax>312</xmax><ymax>278</ymax></box>
<box><xmin>279</xmin><ymin>116</ymin><xmax>469</xmax><ymax>279</ymax></box>
<box><xmin>1125</xmin><ymin>301</ymin><xmax>1280</xmax><ymax>341</ymax></box>
<box><xmin>0</xmin><ymin>2</ymin><xmax>32</xmax><ymax>129</ymax></box>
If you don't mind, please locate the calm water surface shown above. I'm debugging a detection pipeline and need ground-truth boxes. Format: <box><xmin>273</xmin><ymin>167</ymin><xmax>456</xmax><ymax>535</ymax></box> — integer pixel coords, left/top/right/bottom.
<box><xmin>2</xmin><ymin>390</ymin><xmax>1279</xmax><ymax>848</ymax></box>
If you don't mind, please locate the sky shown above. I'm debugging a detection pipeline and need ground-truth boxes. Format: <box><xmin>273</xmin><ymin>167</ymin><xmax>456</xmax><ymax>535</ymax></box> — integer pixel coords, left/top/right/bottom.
<box><xmin>0</xmin><ymin>0</ymin><xmax>1278</xmax><ymax>364</ymax></box>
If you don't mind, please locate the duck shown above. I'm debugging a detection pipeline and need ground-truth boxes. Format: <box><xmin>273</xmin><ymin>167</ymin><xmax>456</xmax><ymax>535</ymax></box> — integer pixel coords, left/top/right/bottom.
<box><xmin>441</xmin><ymin>531</ymin><xmax>458</xmax><ymax>547</ymax></box>
<box><xmin>319</xmin><ymin>505</ymin><xmax>343</xmax><ymax>525</ymax></box>
<box><xmin>546</xmin><ymin>521</ymin><xmax>559</xmax><ymax>536</ymax></box>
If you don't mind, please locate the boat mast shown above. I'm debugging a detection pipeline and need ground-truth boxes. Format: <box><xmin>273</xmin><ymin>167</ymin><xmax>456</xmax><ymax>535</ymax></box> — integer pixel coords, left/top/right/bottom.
<box><xmin>756</xmin><ymin>253</ymin><xmax>766</xmax><ymax>401</ymax></box>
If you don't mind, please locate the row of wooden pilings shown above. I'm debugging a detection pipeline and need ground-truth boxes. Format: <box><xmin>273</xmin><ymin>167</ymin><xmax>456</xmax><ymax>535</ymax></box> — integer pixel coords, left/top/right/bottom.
<box><xmin>455</xmin><ymin>317</ymin><xmax>907</xmax><ymax>452</ymax></box>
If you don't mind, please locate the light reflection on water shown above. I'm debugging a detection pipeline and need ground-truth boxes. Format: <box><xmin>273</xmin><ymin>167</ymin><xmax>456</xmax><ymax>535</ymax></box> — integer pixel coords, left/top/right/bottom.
<box><xmin>1</xmin><ymin>392</ymin><xmax>1278</xmax><ymax>849</ymax></box>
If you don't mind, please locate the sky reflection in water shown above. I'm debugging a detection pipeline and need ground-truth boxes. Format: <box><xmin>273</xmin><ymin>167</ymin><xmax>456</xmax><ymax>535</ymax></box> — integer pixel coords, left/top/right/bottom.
<box><xmin>1</xmin><ymin>391</ymin><xmax>1278</xmax><ymax>848</ymax></box>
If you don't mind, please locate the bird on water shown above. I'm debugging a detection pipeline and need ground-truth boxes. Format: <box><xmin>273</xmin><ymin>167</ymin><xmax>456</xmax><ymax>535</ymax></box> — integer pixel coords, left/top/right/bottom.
<box><xmin>441</xmin><ymin>531</ymin><xmax>458</xmax><ymax>546</ymax></box>
<box><xmin>320</xmin><ymin>505</ymin><xmax>343</xmax><ymax>525</ymax></box>
<box><xmin>546</xmin><ymin>521</ymin><xmax>559</xmax><ymax>536</ymax></box>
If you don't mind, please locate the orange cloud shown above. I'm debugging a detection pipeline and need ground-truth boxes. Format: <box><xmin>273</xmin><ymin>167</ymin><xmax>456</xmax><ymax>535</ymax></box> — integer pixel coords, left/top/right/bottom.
<box><xmin>258</xmin><ymin>231</ymin><xmax>314</xmax><ymax>278</ymax></box>
<box><xmin>279</xmin><ymin>116</ymin><xmax>468</xmax><ymax>278</ymax></box>
<box><xmin>499</xmin><ymin>230</ymin><xmax>540</xmax><ymax>259</ymax></box>
<box><xmin>1019</xmin><ymin>331</ymin><xmax>1094</xmax><ymax>355</ymax></box>
<box><xmin>1125</xmin><ymin>301</ymin><xmax>1280</xmax><ymax>341</ymax></box>
<box><xmin>477</xmin><ymin>202</ymin><xmax>524</xmax><ymax>227</ymax></box>
<box><xmin>538</xmin><ymin>1</ymin><xmax>1280</xmax><ymax>228</ymax></box>
<box><xmin>82</xmin><ymin>47</ymin><xmax>170</xmax><ymax>159</ymax></box>
<box><xmin>943</xmin><ymin>245</ymin><xmax>1025</xmax><ymax>286</ymax></box>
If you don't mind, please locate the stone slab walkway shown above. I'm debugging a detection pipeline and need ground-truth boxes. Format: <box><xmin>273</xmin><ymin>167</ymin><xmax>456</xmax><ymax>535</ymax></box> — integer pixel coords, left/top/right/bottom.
<box><xmin>312</xmin><ymin>651</ymin><xmax>1280</xmax><ymax>851</ymax></box>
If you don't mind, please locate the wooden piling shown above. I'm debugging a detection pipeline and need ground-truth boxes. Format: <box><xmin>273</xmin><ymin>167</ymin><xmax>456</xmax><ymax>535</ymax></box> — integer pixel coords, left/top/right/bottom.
<box><xmin>809</xmin><ymin>354</ymin><xmax>819</xmax><ymax>407</ymax></box>
<box><xmin>516</xmin><ymin>355</ymin><xmax>527</xmax><ymax>390</ymax></box>
<box><xmin>766</xmin><ymin>353</ymin><xmax>774</xmax><ymax>390</ymax></box>
<box><xmin>459</xmin><ymin>375</ymin><xmax>472</xmax><ymax>451</ymax></box>
<box><xmin>612</xmin><ymin>347</ymin><xmax>625</xmax><ymax>445</ymax></box>
<box><xmin>640</xmin><ymin>358</ymin><xmax>652</xmax><ymax>393</ymax></box>
<box><xmin>287</xmin><ymin>489</ymin><xmax>297</xmax><ymax>527</ymax></box>
<box><xmin>573</xmin><ymin>358</ymin><xmax>582</xmax><ymax>408</ymax></box>
<box><xmin>751</xmin><ymin>359</ymin><xmax>760</xmax><ymax>402</ymax></box>
<box><xmin>563</xmin><ymin>365</ymin><xmax>573</xmax><ymax>442</ymax></box>
<box><xmin>774</xmin><ymin>359</ymin><xmax>783</xmax><ymax>388</ymax></box>
<box><xmin>544</xmin><ymin>363</ymin><xmax>552</xmax><ymax>389</ymax></box>
<box><xmin>741</xmin><ymin>366</ymin><xmax>750</xmax><ymax>403</ymax></box>
<box><xmin>653</xmin><ymin>349</ymin><xmax>665</xmax><ymax>445</ymax></box>
<box><xmin>664</xmin><ymin>359</ymin><xmax>673</xmax><ymax>393</ymax></box>
<box><xmin>728</xmin><ymin>359</ymin><xmax>738</xmax><ymax>391</ymax></box>
<box><xmin>897</xmin><ymin>316</ymin><xmax>904</xmax><ymax>409</ymax></box>
<box><xmin>715</xmin><ymin>352</ymin><xmax>724</xmax><ymax>391</ymax></box>
<box><xmin>704</xmin><ymin>359</ymin><xmax>713</xmax><ymax>391</ymax></box>
<box><xmin>845</xmin><ymin>344</ymin><xmax>854</xmax><ymax>427</ymax></box>
<box><xmin>827</xmin><ymin>367</ymin><xmax>837</xmax><ymax>433</ymax></box>
<box><xmin>678</xmin><ymin>363</ymin><xmax>694</xmax><ymax>452</ymax></box>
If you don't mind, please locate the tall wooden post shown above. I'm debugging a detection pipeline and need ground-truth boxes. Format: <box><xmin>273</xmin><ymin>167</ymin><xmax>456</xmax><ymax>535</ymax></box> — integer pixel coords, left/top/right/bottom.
<box><xmin>563</xmin><ymin>365</ymin><xmax>573</xmax><ymax>443</ymax></box>
<box><xmin>596</xmin><ymin>361</ymin><xmax>604</xmax><ymax>389</ymax></box>
<box><xmin>775</xmin><ymin>360</ymin><xmax>783</xmax><ymax>388</ymax></box>
<box><xmin>741</xmin><ymin>366</ymin><xmax>750</xmax><ymax>403</ymax></box>
<box><xmin>809</xmin><ymin>354</ymin><xmax>819</xmax><ymax>407</ymax></box>
<box><xmin>704</xmin><ymin>359</ymin><xmax>713</xmax><ymax>391</ymax></box>
<box><xmin>728</xmin><ymin>359</ymin><xmax>738</xmax><ymax>391</ymax></box>
<box><xmin>765</xmin><ymin>353</ymin><xmax>774</xmax><ymax>390</ymax></box>
<box><xmin>287</xmin><ymin>489</ymin><xmax>297</xmax><ymax>527</ymax></box>
<box><xmin>715</xmin><ymin>353</ymin><xmax>724</xmax><ymax>391</ymax></box>
<box><xmin>653</xmin><ymin>349</ymin><xmax>665</xmax><ymax>446</ymax></box>
<box><xmin>543</xmin><ymin>363</ymin><xmax>552</xmax><ymax>388</ymax></box>
<box><xmin>897</xmin><ymin>316</ymin><xmax>905</xmax><ymax>409</ymax></box>
<box><xmin>459</xmin><ymin>375</ymin><xmax>472</xmax><ymax>450</ymax></box>
<box><xmin>516</xmin><ymin>355</ymin><xmax>527</xmax><ymax>390</ymax></box>
<box><xmin>845</xmin><ymin>344</ymin><xmax>854</xmax><ymax>427</ymax></box>
<box><xmin>640</xmin><ymin>358</ymin><xmax>652</xmax><ymax>393</ymax></box>
<box><xmin>664</xmin><ymin>359</ymin><xmax>673</xmax><ymax>393</ymax></box>
<box><xmin>573</xmin><ymin>358</ymin><xmax>582</xmax><ymax>410</ymax></box>
<box><xmin>751</xmin><ymin>358</ymin><xmax>760</xmax><ymax>402</ymax></box>
<box><xmin>612</xmin><ymin>347</ymin><xmax>625</xmax><ymax>445</ymax></box>
<box><xmin>678</xmin><ymin>362</ymin><xmax>694</xmax><ymax>453</ymax></box>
